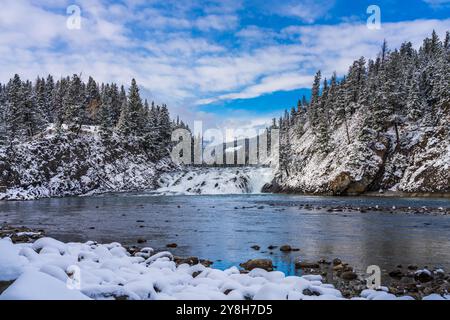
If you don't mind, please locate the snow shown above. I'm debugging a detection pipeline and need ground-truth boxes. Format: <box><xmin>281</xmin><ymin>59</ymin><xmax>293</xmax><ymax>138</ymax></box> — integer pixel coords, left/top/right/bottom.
<box><xmin>0</xmin><ymin>270</ymin><xmax>91</xmax><ymax>300</ymax></box>
<box><xmin>1</xmin><ymin>236</ymin><xmax>446</xmax><ymax>301</ymax></box>
<box><xmin>0</xmin><ymin>239</ymin><xmax>28</xmax><ymax>281</ymax></box>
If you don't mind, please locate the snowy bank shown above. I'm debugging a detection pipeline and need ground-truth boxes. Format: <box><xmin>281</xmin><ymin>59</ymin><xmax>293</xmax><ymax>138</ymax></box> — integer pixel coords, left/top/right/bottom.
<box><xmin>0</xmin><ymin>133</ymin><xmax>176</xmax><ymax>201</ymax></box>
<box><xmin>1</xmin><ymin>237</ymin><xmax>448</xmax><ymax>301</ymax></box>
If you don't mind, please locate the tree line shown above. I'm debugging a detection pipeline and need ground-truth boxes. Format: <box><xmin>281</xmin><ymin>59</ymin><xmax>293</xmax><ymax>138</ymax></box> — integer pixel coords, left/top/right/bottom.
<box><xmin>273</xmin><ymin>31</ymin><xmax>450</xmax><ymax>175</ymax></box>
<box><xmin>0</xmin><ymin>75</ymin><xmax>189</xmax><ymax>160</ymax></box>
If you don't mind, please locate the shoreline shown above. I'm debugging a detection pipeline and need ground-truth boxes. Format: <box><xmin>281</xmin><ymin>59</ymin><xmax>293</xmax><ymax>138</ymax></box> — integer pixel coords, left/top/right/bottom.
<box><xmin>2</xmin><ymin>188</ymin><xmax>450</xmax><ymax>202</ymax></box>
<box><xmin>1</xmin><ymin>224</ymin><xmax>449</xmax><ymax>300</ymax></box>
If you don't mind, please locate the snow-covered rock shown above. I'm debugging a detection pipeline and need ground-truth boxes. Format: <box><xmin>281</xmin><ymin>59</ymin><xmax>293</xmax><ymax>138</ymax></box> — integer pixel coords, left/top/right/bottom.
<box><xmin>0</xmin><ymin>270</ymin><xmax>91</xmax><ymax>300</ymax></box>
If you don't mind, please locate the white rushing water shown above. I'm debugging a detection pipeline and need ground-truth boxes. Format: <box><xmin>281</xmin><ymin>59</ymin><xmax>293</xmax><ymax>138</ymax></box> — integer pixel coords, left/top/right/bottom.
<box><xmin>155</xmin><ymin>167</ymin><xmax>274</xmax><ymax>195</ymax></box>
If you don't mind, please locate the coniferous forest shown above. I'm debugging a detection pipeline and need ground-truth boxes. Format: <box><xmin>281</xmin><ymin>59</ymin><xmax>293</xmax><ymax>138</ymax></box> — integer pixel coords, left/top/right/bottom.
<box><xmin>0</xmin><ymin>76</ymin><xmax>188</xmax><ymax>199</ymax></box>
<box><xmin>268</xmin><ymin>31</ymin><xmax>450</xmax><ymax>195</ymax></box>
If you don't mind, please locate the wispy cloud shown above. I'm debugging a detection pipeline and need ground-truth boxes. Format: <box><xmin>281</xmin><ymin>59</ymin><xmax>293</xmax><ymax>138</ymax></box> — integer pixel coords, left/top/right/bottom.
<box><xmin>0</xmin><ymin>0</ymin><xmax>449</xmax><ymax>131</ymax></box>
<box><xmin>423</xmin><ymin>0</ymin><xmax>450</xmax><ymax>8</ymax></box>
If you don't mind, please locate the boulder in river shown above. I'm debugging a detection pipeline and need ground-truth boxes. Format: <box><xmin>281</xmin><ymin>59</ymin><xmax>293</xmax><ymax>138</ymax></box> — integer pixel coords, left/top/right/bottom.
<box><xmin>341</xmin><ymin>271</ymin><xmax>358</xmax><ymax>281</ymax></box>
<box><xmin>240</xmin><ymin>259</ymin><xmax>273</xmax><ymax>271</ymax></box>
<box><xmin>414</xmin><ymin>270</ymin><xmax>434</xmax><ymax>283</ymax></box>
<box><xmin>280</xmin><ymin>245</ymin><xmax>293</xmax><ymax>252</ymax></box>
<box><xmin>332</xmin><ymin>258</ymin><xmax>342</xmax><ymax>266</ymax></box>
<box><xmin>295</xmin><ymin>260</ymin><xmax>320</xmax><ymax>269</ymax></box>
<box><xmin>389</xmin><ymin>269</ymin><xmax>404</xmax><ymax>279</ymax></box>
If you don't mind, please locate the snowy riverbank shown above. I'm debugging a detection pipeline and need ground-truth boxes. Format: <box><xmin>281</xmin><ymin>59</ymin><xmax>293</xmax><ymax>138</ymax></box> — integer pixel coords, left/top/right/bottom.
<box><xmin>1</xmin><ymin>234</ymin><xmax>449</xmax><ymax>301</ymax></box>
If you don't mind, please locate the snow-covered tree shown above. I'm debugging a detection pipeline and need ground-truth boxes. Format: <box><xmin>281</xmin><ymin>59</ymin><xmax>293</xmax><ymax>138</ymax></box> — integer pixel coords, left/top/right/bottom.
<box><xmin>63</xmin><ymin>74</ymin><xmax>86</xmax><ymax>134</ymax></box>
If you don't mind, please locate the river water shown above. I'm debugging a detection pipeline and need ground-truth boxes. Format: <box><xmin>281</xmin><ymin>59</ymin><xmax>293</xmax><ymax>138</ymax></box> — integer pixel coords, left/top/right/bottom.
<box><xmin>1</xmin><ymin>193</ymin><xmax>449</xmax><ymax>278</ymax></box>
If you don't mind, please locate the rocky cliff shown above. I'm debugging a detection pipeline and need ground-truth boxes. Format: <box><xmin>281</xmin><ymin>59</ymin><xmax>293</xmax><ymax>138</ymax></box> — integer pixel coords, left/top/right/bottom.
<box><xmin>0</xmin><ymin>131</ymin><xmax>175</xmax><ymax>200</ymax></box>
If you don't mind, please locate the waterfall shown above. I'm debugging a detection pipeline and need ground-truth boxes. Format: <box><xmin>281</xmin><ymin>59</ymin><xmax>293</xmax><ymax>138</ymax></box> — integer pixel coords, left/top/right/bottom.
<box><xmin>155</xmin><ymin>167</ymin><xmax>274</xmax><ymax>195</ymax></box>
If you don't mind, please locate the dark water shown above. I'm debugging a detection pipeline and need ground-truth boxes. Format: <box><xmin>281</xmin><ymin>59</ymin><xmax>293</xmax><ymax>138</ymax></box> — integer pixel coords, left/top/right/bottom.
<box><xmin>1</xmin><ymin>193</ymin><xmax>450</xmax><ymax>278</ymax></box>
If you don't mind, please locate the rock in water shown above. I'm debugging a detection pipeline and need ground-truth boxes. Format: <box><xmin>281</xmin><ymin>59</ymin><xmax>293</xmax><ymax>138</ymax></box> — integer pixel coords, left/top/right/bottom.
<box><xmin>295</xmin><ymin>260</ymin><xmax>320</xmax><ymax>269</ymax></box>
<box><xmin>280</xmin><ymin>245</ymin><xmax>293</xmax><ymax>252</ymax></box>
<box><xmin>341</xmin><ymin>271</ymin><xmax>358</xmax><ymax>281</ymax></box>
<box><xmin>414</xmin><ymin>270</ymin><xmax>434</xmax><ymax>283</ymax></box>
<box><xmin>240</xmin><ymin>259</ymin><xmax>273</xmax><ymax>271</ymax></box>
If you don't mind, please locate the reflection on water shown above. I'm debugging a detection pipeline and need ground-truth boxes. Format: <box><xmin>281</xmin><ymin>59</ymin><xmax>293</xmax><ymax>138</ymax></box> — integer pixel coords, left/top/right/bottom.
<box><xmin>1</xmin><ymin>193</ymin><xmax>449</xmax><ymax>276</ymax></box>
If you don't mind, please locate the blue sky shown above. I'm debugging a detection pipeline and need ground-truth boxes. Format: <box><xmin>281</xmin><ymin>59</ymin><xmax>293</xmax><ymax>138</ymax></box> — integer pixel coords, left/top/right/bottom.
<box><xmin>0</xmin><ymin>0</ymin><xmax>449</xmax><ymax>131</ymax></box>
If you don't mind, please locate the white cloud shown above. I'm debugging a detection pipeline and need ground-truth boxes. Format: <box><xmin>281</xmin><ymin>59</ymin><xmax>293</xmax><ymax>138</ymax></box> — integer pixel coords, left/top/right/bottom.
<box><xmin>1</xmin><ymin>0</ymin><xmax>449</xmax><ymax>131</ymax></box>
<box><xmin>275</xmin><ymin>0</ymin><xmax>336</xmax><ymax>23</ymax></box>
<box><xmin>423</xmin><ymin>0</ymin><xmax>450</xmax><ymax>7</ymax></box>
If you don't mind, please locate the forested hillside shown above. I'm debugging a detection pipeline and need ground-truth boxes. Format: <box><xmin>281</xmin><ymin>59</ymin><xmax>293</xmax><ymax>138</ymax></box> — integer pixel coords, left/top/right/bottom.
<box><xmin>267</xmin><ymin>31</ymin><xmax>450</xmax><ymax>195</ymax></box>
<box><xmin>0</xmin><ymin>75</ymin><xmax>187</xmax><ymax>199</ymax></box>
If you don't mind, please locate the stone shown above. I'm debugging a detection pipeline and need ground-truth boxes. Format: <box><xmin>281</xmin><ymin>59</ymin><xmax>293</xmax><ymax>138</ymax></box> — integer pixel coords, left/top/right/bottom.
<box><xmin>174</xmin><ymin>256</ymin><xmax>199</xmax><ymax>266</ymax></box>
<box><xmin>389</xmin><ymin>269</ymin><xmax>404</xmax><ymax>279</ymax></box>
<box><xmin>240</xmin><ymin>259</ymin><xmax>273</xmax><ymax>271</ymax></box>
<box><xmin>295</xmin><ymin>261</ymin><xmax>320</xmax><ymax>269</ymax></box>
<box><xmin>280</xmin><ymin>245</ymin><xmax>292</xmax><ymax>252</ymax></box>
<box><xmin>251</xmin><ymin>245</ymin><xmax>261</xmax><ymax>251</ymax></box>
<box><xmin>200</xmin><ymin>259</ymin><xmax>213</xmax><ymax>267</ymax></box>
<box><xmin>332</xmin><ymin>258</ymin><xmax>342</xmax><ymax>266</ymax></box>
<box><xmin>137</xmin><ymin>238</ymin><xmax>147</xmax><ymax>244</ymax></box>
<box><xmin>166</xmin><ymin>243</ymin><xmax>178</xmax><ymax>248</ymax></box>
<box><xmin>333</xmin><ymin>264</ymin><xmax>344</xmax><ymax>272</ymax></box>
<box><xmin>414</xmin><ymin>270</ymin><xmax>434</xmax><ymax>283</ymax></box>
<box><xmin>341</xmin><ymin>271</ymin><xmax>358</xmax><ymax>281</ymax></box>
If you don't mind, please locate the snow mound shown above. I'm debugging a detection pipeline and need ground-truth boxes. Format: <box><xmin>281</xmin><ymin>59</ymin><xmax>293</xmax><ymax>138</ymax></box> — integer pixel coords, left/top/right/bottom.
<box><xmin>0</xmin><ymin>270</ymin><xmax>91</xmax><ymax>300</ymax></box>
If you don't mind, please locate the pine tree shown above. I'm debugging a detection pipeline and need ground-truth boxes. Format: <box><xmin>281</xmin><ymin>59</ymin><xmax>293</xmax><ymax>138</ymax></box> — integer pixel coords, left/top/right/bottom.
<box><xmin>118</xmin><ymin>79</ymin><xmax>145</xmax><ymax>136</ymax></box>
<box><xmin>86</xmin><ymin>76</ymin><xmax>101</xmax><ymax>125</ymax></box>
<box><xmin>98</xmin><ymin>85</ymin><xmax>113</xmax><ymax>138</ymax></box>
<box><xmin>52</xmin><ymin>77</ymin><xmax>69</xmax><ymax>130</ymax></box>
<box><xmin>0</xmin><ymin>84</ymin><xmax>6</xmax><ymax>145</ymax></box>
<box><xmin>21</xmin><ymin>80</ymin><xmax>45</xmax><ymax>139</ymax></box>
<box><xmin>406</xmin><ymin>70</ymin><xmax>425</xmax><ymax>122</ymax></box>
<box><xmin>308</xmin><ymin>71</ymin><xmax>322</xmax><ymax>127</ymax></box>
<box><xmin>63</xmin><ymin>74</ymin><xmax>85</xmax><ymax>134</ymax></box>
<box><xmin>108</xmin><ymin>83</ymin><xmax>122</xmax><ymax>126</ymax></box>
<box><xmin>5</xmin><ymin>74</ymin><xmax>24</xmax><ymax>142</ymax></box>
<box><xmin>45</xmin><ymin>75</ymin><xmax>55</xmax><ymax>121</ymax></box>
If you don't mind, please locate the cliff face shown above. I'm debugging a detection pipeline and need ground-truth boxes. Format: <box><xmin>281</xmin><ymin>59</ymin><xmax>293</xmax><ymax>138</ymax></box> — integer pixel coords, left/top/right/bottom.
<box><xmin>268</xmin><ymin>105</ymin><xmax>449</xmax><ymax>196</ymax></box>
<box><xmin>0</xmin><ymin>132</ymin><xmax>175</xmax><ymax>200</ymax></box>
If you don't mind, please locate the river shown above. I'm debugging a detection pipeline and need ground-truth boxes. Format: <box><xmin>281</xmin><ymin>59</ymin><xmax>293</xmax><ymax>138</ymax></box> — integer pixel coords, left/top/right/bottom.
<box><xmin>1</xmin><ymin>192</ymin><xmax>450</xmax><ymax>279</ymax></box>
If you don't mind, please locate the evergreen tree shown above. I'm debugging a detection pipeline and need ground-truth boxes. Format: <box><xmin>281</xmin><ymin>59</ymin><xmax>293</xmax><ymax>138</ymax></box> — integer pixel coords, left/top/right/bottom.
<box><xmin>22</xmin><ymin>80</ymin><xmax>45</xmax><ymax>139</ymax></box>
<box><xmin>86</xmin><ymin>76</ymin><xmax>101</xmax><ymax>125</ymax></box>
<box><xmin>45</xmin><ymin>75</ymin><xmax>55</xmax><ymax>122</ymax></box>
<box><xmin>63</xmin><ymin>74</ymin><xmax>85</xmax><ymax>134</ymax></box>
<box><xmin>118</xmin><ymin>79</ymin><xmax>145</xmax><ymax>136</ymax></box>
<box><xmin>308</xmin><ymin>71</ymin><xmax>322</xmax><ymax>127</ymax></box>
<box><xmin>98</xmin><ymin>85</ymin><xmax>113</xmax><ymax>138</ymax></box>
<box><xmin>5</xmin><ymin>74</ymin><xmax>24</xmax><ymax>142</ymax></box>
